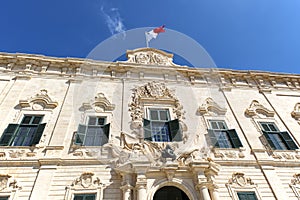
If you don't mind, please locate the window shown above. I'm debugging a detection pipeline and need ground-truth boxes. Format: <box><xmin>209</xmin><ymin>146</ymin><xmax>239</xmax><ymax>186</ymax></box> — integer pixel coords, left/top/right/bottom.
<box><xmin>143</xmin><ymin>108</ymin><xmax>182</xmax><ymax>142</ymax></box>
<box><xmin>0</xmin><ymin>115</ymin><xmax>46</xmax><ymax>146</ymax></box>
<box><xmin>75</xmin><ymin>116</ymin><xmax>110</xmax><ymax>146</ymax></box>
<box><xmin>237</xmin><ymin>191</ymin><xmax>258</xmax><ymax>200</ymax></box>
<box><xmin>207</xmin><ymin>120</ymin><xmax>242</xmax><ymax>148</ymax></box>
<box><xmin>260</xmin><ymin>122</ymin><xmax>298</xmax><ymax>150</ymax></box>
<box><xmin>73</xmin><ymin>194</ymin><xmax>96</xmax><ymax>200</ymax></box>
<box><xmin>0</xmin><ymin>197</ymin><xmax>9</xmax><ymax>200</ymax></box>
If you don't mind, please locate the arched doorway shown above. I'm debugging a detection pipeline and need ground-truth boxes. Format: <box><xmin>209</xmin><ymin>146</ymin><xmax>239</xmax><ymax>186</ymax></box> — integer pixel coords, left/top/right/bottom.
<box><xmin>153</xmin><ymin>186</ymin><xmax>190</xmax><ymax>200</ymax></box>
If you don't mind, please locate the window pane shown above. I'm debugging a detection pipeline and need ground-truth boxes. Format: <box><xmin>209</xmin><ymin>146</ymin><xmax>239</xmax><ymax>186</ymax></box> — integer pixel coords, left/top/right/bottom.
<box><xmin>269</xmin><ymin>133</ymin><xmax>287</xmax><ymax>150</ymax></box>
<box><xmin>32</xmin><ymin>116</ymin><xmax>42</xmax><ymax>124</ymax></box>
<box><xmin>0</xmin><ymin>197</ymin><xmax>9</xmax><ymax>200</ymax></box>
<box><xmin>261</xmin><ymin>123</ymin><xmax>270</xmax><ymax>132</ymax></box>
<box><xmin>217</xmin><ymin>121</ymin><xmax>226</xmax><ymax>130</ymax></box>
<box><xmin>210</xmin><ymin>121</ymin><xmax>218</xmax><ymax>129</ymax></box>
<box><xmin>88</xmin><ymin>117</ymin><xmax>97</xmax><ymax>126</ymax></box>
<box><xmin>237</xmin><ymin>191</ymin><xmax>257</xmax><ymax>200</ymax></box>
<box><xmin>268</xmin><ymin>123</ymin><xmax>277</xmax><ymax>132</ymax></box>
<box><xmin>151</xmin><ymin>122</ymin><xmax>170</xmax><ymax>142</ymax></box>
<box><xmin>159</xmin><ymin>110</ymin><xmax>169</xmax><ymax>121</ymax></box>
<box><xmin>97</xmin><ymin>117</ymin><xmax>105</xmax><ymax>126</ymax></box>
<box><xmin>215</xmin><ymin>131</ymin><xmax>232</xmax><ymax>148</ymax></box>
<box><xmin>150</xmin><ymin>110</ymin><xmax>159</xmax><ymax>120</ymax></box>
<box><xmin>21</xmin><ymin>116</ymin><xmax>32</xmax><ymax>124</ymax></box>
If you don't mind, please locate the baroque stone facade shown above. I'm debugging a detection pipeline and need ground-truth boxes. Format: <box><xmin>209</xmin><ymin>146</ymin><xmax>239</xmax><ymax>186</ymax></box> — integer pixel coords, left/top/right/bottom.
<box><xmin>0</xmin><ymin>48</ymin><xmax>300</xmax><ymax>199</ymax></box>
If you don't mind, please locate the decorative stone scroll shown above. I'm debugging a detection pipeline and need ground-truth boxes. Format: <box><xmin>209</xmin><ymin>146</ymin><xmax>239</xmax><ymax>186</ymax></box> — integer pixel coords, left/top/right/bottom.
<box><xmin>126</xmin><ymin>48</ymin><xmax>177</xmax><ymax>66</ymax></box>
<box><xmin>198</xmin><ymin>97</ymin><xmax>227</xmax><ymax>116</ymax></box>
<box><xmin>80</xmin><ymin>93</ymin><xmax>115</xmax><ymax>112</ymax></box>
<box><xmin>245</xmin><ymin>100</ymin><xmax>275</xmax><ymax>117</ymax></box>
<box><xmin>18</xmin><ymin>89</ymin><xmax>58</xmax><ymax>110</ymax></box>
<box><xmin>129</xmin><ymin>81</ymin><xmax>185</xmax><ymax>123</ymax></box>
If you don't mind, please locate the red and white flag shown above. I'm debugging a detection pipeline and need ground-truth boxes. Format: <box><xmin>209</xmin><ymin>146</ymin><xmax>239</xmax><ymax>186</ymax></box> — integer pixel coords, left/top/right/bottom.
<box><xmin>145</xmin><ymin>25</ymin><xmax>165</xmax><ymax>47</ymax></box>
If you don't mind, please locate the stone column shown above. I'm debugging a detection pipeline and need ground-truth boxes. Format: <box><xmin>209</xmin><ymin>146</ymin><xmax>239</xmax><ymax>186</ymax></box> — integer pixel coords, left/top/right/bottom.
<box><xmin>135</xmin><ymin>174</ymin><xmax>147</xmax><ymax>200</ymax></box>
<box><xmin>209</xmin><ymin>186</ymin><xmax>220</xmax><ymax>200</ymax></box>
<box><xmin>120</xmin><ymin>183</ymin><xmax>133</xmax><ymax>200</ymax></box>
<box><xmin>196</xmin><ymin>183</ymin><xmax>212</xmax><ymax>200</ymax></box>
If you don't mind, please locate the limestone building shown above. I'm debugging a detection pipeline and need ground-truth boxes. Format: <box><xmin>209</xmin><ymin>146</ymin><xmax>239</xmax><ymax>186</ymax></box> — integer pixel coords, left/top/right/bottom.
<box><xmin>0</xmin><ymin>48</ymin><xmax>300</xmax><ymax>200</ymax></box>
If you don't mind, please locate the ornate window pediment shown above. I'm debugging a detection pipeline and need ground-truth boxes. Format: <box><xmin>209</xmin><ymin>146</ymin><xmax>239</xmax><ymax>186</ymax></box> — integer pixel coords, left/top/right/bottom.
<box><xmin>80</xmin><ymin>93</ymin><xmax>115</xmax><ymax>112</ymax></box>
<box><xmin>198</xmin><ymin>97</ymin><xmax>227</xmax><ymax>116</ymax></box>
<box><xmin>0</xmin><ymin>174</ymin><xmax>22</xmax><ymax>200</ymax></box>
<box><xmin>18</xmin><ymin>89</ymin><xmax>58</xmax><ymax>110</ymax></box>
<box><xmin>125</xmin><ymin>48</ymin><xmax>178</xmax><ymax>66</ymax></box>
<box><xmin>65</xmin><ymin>172</ymin><xmax>105</xmax><ymax>200</ymax></box>
<box><xmin>129</xmin><ymin>81</ymin><xmax>185</xmax><ymax>123</ymax></box>
<box><xmin>226</xmin><ymin>172</ymin><xmax>262</xmax><ymax>200</ymax></box>
<box><xmin>245</xmin><ymin>100</ymin><xmax>275</xmax><ymax>117</ymax></box>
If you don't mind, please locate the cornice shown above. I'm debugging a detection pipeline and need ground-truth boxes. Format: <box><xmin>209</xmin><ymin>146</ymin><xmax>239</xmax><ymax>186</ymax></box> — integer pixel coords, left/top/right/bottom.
<box><xmin>0</xmin><ymin>52</ymin><xmax>300</xmax><ymax>90</ymax></box>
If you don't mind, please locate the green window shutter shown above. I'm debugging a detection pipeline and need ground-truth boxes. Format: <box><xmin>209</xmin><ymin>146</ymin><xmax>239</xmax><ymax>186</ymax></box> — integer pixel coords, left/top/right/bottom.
<box><xmin>0</xmin><ymin>124</ymin><xmax>19</xmax><ymax>146</ymax></box>
<box><xmin>262</xmin><ymin>130</ymin><xmax>276</xmax><ymax>149</ymax></box>
<box><xmin>102</xmin><ymin>123</ymin><xmax>110</xmax><ymax>145</ymax></box>
<box><xmin>227</xmin><ymin>129</ymin><xmax>243</xmax><ymax>148</ymax></box>
<box><xmin>143</xmin><ymin>118</ymin><xmax>152</xmax><ymax>141</ymax></box>
<box><xmin>208</xmin><ymin>129</ymin><xmax>219</xmax><ymax>147</ymax></box>
<box><xmin>31</xmin><ymin>123</ymin><xmax>46</xmax><ymax>145</ymax></box>
<box><xmin>280</xmin><ymin>131</ymin><xmax>298</xmax><ymax>150</ymax></box>
<box><xmin>168</xmin><ymin>119</ymin><xmax>182</xmax><ymax>141</ymax></box>
<box><xmin>75</xmin><ymin>124</ymin><xmax>87</xmax><ymax>145</ymax></box>
<box><xmin>237</xmin><ymin>192</ymin><xmax>258</xmax><ymax>200</ymax></box>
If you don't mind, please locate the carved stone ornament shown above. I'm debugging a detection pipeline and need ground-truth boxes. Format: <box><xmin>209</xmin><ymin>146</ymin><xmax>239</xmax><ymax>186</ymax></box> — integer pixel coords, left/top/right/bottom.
<box><xmin>245</xmin><ymin>100</ymin><xmax>275</xmax><ymax>117</ymax></box>
<box><xmin>291</xmin><ymin>103</ymin><xmax>300</xmax><ymax>120</ymax></box>
<box><xmin>129</xmin><ymin>81</ymin><xmax>185</xmax><ymax>124</ymax></box>
<box><xmin>291</xmin><ymin>173</ymin><xmax>300</xmax><ymax>185</ymax></box>
<box><xmin>0</xmin><ymin>174</ymin><xmax>21</xmax><ymax>191</ymax></box>
<box><xmin>227</xmin><ymin>172</ymin><xmax>255</xmax><ymax>187</ymax></box>
<box><xmin>18</xmin><ymin>89</ymin><xmax>58</xmax><ymax>110</ymax></box>
<box><xmin>198</xmin><ymin>97</ymin><xmax>227</xmax><ymax>115</ymax></box>
<box><xmin>71</xmin><ymin>172</ymin><xmax>103</xmax><ymax>189</ymax></box>
<box><xmin>80</xmin><ymin>93</ymin><xmax>115</xmax><ymax>112</ymax></box>
<box><xmin>125</xmin><ymin>48</ymin><xmax>178</xmax><ymax>66</ymax></box>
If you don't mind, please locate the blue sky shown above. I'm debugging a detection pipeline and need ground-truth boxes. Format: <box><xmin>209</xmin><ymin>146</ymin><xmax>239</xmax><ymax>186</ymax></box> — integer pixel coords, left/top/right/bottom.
<box><xmin>1</xmin><ymin>0</ymin><xmax>300</xmax><ymax>73</ymax></box>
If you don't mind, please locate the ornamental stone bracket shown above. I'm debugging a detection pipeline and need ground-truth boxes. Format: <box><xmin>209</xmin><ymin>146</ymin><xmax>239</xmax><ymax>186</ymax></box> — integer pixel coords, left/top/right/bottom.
<box><xmin>198</xmin><ymin>97</ymin><xmax>227</xmax><ymax>116</ymax></box>
<box><xmin>212</xmin><ymin>147</ymin><xmax>246</xmax><ymax>159</ymax></box>
<box><xmin>18</xmin><ymin>89</ymin><xmax>58</xmax><ymax>110</ymax></box>
<box><xmin>244</xmin><ymin>100</ymin><xmax>275</xmax><ymax>117</ymax></box>
<box><xmin>129</xmin><ymin>81</ymin><xmax>185</xmax><ymax>128</ymax></box>
<box><xmin>125</xmin><ymin>48</ymin><xmax>178</xmax><ymax>66</ymax></box>
<box><xmin>80</xmin><ymin>92</ymin><xmax>115</xmax><ymax>112</ymax></box>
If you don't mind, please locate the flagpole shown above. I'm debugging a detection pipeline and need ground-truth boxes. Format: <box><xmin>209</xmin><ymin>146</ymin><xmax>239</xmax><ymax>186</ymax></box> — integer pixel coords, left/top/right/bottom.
<box><xmin>145</xmin><ymin>32</ymin><xmax>149</xmax><ymax>48</ymax></box>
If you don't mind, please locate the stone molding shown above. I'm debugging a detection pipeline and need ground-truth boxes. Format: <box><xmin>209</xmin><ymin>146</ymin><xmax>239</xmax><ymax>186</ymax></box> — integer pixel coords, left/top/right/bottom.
<box><xmin>245</xmin><ymin>100</ymin><xmax>275</xmax><ymax>117</ymax></box>
<box><xmin>18</xmin><ymin>89</ymin><xmax>58</xmax><ymax>110</ymax></box>
<box><xmin>198</xmin><ymin>97</ymin><xmax>227</xmax><ymax>116</ymax></box>
<box><xmin>290</xmin><ymin>173</ymin><xmax>300</xmax><ymax>199</ymax></box>
<box><xmin>1</xmin><ymin>51</ymin><xmax>300</xmax><ymax>90</ymax></box>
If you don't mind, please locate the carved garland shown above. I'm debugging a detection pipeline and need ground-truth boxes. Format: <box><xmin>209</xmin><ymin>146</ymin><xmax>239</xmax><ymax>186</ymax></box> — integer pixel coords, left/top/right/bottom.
<box><xmin>128</xmin><ymin>81</ymin><xmax>185</xmax><ymax>124</ymax></box>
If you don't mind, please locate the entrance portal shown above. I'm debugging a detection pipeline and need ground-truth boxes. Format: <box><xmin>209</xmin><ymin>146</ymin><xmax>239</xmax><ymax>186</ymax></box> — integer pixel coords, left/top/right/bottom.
<box><xmin>153</xmin><ymin>186</ymin><xmax>190</xmax><ymax>200</ymax></box>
